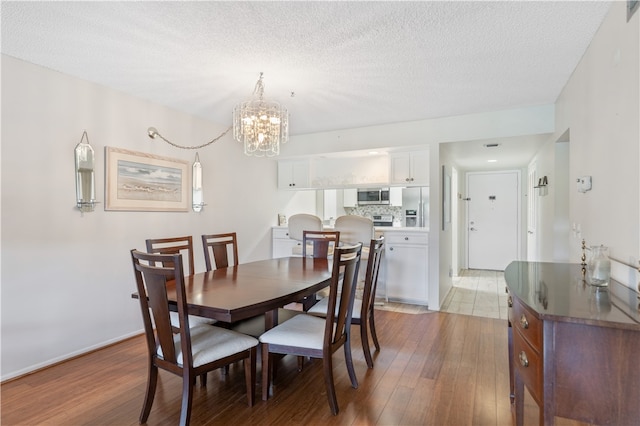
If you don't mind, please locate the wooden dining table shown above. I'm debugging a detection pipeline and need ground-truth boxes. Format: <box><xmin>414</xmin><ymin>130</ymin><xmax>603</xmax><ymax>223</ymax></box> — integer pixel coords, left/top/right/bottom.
<box><xmin>133</xmin><ymin>256</ymin><xmax>333</xmax><ymax>329</ymax></box>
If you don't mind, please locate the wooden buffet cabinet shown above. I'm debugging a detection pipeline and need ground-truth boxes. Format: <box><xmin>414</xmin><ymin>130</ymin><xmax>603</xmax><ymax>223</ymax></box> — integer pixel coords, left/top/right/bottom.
<box><xmin>505</xmin><ymin>261</ymin><xmax>640</xmax><ymax>426</ymax></box>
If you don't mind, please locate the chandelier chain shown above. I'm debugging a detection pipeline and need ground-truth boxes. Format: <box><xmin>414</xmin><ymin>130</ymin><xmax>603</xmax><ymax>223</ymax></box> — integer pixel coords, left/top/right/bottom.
<box><xmin>152</xmin><ymin>126</ymin><xmax>232</xmax><ymax>150</ymax></box>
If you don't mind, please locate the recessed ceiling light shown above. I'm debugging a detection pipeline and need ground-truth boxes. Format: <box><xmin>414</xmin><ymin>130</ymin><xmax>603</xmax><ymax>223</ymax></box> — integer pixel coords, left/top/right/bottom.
<box><xmin>487</xmin><ymin>159</ymin><xmax>497</xmax><ymax>163</ymax></box>
<box><xmin>368</xmin><ymin>151</ymin><xmax>379</xmax><ymax>155</ymax></box>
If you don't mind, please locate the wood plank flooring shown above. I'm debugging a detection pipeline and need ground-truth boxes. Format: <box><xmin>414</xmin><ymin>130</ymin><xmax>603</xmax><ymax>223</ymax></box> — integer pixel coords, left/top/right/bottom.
<box><xmin>1</xmin><ymin>310</ymin><xmax>586</xmax><ymax>425</ymax></box>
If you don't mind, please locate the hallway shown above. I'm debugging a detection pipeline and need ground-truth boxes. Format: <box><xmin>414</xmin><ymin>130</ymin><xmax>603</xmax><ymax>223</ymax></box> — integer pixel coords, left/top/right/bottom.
<box><xmin>441</xmin><ymin>269</ymin><xmax>509</xmax><ymax>320</ymax></box>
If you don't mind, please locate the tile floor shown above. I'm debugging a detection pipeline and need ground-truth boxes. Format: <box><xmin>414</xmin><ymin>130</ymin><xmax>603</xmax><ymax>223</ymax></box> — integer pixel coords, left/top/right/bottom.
<box><xmin>440</xmin><ymin>269</ymin><xmax>509</xmax><ymax>320</ymax></box>
<box><xmin>376</xmin><ymin>269</ymin><xmax>508</xmax><ymax>319</ymax></box>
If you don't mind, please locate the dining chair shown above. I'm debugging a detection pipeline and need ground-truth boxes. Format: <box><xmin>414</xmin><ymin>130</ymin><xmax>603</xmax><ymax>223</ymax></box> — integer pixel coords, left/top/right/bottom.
<box><xmin>145</xmin><ymin>236</ymin><xmax>215</xmax><ymax>327</ymax></box>
<box><xmin>302</xmin><ymin>230</ymin><xmax>340</xmax><ymax>259</ymax></box>
<box><xmin>130</xmin><ymin>249</ymin><xmax>258</xmax><ymax>426</ymax></box>
<box><xmin>333</xmin><ymin>215</ymin><xmax>374</xmax><ymax>247</ymax></box>
<box><xmin>334</xmin><ymin>215</ymin><xmax>375</xmax><ymax>295</ymax></box>
<box><xmin>295</xmin><ymin>230</ymin><xmax>341</xmax><ymax>311</ymax></box>
<box><xmin>259</xmin><ymin>243</ymin><xmax>363</xmax><ymax>415</ymax></box>
<box><xmin>287</xmin><ymin>213</ymin><xmax>322</xmax><ymax>256</ymax></box>
<box><xmin>201</xmin><ymin>232</ymin><xmax>239</xmax><ymax>271</ymax></box>
<box><xmin>308</xmin><ymin>236</ymin><xmax>385</xmax><ymax>368</ymax></box>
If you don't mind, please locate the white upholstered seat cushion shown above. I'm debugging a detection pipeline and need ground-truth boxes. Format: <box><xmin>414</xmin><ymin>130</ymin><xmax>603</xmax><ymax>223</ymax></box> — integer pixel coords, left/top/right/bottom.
<box><xmin>159</xmin><ymin>324</ymin><xmax>258</xmax><ymax>368</ymax></box>
<box><xmin>258</xmin><ymin>314</ymin><xmax>329</xmax><ymax>350</ymax></box>
<box><xmin>231</xmin><ymin>308</ymin><xmax>302</xmax><ymax>338</ymax></box>
<box><xmin>169</xmin><ymin>311</ymin><xmax>217</xmax><ymax>327</ymax></box>
<box><xmin>307</xmin><ymin>296</ymin><xmax>362</xmax><ymax>320</ymax></box>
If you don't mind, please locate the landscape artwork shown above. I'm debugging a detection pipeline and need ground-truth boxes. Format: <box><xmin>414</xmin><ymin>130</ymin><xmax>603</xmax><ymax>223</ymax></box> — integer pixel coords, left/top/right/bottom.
<box><xmin>105</xmin><ymin>147</ymin><xmax>189</xmax><ymax>211</ymax></box>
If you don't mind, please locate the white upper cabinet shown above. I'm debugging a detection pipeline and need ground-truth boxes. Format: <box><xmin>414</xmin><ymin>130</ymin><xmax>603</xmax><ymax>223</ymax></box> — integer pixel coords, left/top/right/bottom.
<box><xmin>278</xmin><ymin>159</ymin><xmax>310</xmax><ymax>189</ymax></box>
<box><xmin>311</xmin><ymin>155</ymin><xmax>388</xmax><ymax>188</ymax></box>
<box><xmin>389</xmin><ymin>187</ymin><xmax>402</xmax><ymax>206</ymax></box>
<box><xmin>389</xmin><ymin>151</ymin><xmax>430</xmax><ymax>186</ymax></box>
<box><xmin>343</xmin><ymin>188</ymin><xmax>357</xmax><ymax>207</ymax></box>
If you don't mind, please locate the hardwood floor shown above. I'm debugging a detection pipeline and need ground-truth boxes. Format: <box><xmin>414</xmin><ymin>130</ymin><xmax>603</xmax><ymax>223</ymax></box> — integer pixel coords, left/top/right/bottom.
<box><xmin>1</xmin><ymin>310</ymin><xmax>585</xmax><ymax>425</ymax></box>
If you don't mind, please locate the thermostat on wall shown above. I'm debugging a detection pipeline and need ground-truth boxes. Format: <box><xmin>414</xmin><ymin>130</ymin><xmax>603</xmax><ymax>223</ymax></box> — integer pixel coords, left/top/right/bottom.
<box><xmin>577</xmin><ymin>176</ymin><xmax>592</xmax><ymax>193</ymax></box>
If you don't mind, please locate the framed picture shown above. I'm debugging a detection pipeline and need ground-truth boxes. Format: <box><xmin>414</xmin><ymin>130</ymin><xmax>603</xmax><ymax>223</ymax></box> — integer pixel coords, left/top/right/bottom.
<box><xmin>629</xmin><ymin>0</ymin><xmax>639</xmax><ymax>21</ymax></box>
<box><xmin>105</xmin><ymin>147</ymin><xmax>190</xmax><ymax>212</ymax></box>
<box><xmin>278</xmin><ymin>214</ymin><xmax>287</xmax><ymax>226</ymax></box>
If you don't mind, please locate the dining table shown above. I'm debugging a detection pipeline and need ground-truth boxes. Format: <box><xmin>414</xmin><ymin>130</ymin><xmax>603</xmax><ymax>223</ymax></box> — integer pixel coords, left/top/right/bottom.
<box><xmin>132</xmin><ymin>256</ymin><xmax>333</xmax><ymax>329</ymax></box>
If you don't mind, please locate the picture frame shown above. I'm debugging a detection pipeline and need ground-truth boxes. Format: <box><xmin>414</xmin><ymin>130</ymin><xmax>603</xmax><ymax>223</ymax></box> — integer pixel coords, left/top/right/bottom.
<box><xmin>278</xmin><ymin>214</ymin><xmax>287</xmax><ymax>226</ymax></box>
<box><xmin>629</xmin><ymin>0</ymin><xmax>639</xmax><ymax>21</ymax></box>
<box><xmin>105</xmin><ymin>147</ymin><xmax>190</xmax><ymax>212</ymax></box>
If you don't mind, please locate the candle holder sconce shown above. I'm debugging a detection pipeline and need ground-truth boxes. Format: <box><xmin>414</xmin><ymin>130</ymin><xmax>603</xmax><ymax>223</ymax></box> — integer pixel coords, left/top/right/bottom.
<box><xmin>534</xmin><ymin>175</ymin><xmax>549</xmax><ymax>196</ymax></box>
<box><xmin>74</xmin><ymin>130</ymin><xmax>98</xmax><ymax>213</ymax></box>
<box><xmin>192</xmin><ymin>152</ymin><xmax>205</xmax><ymax>212</ymax></box>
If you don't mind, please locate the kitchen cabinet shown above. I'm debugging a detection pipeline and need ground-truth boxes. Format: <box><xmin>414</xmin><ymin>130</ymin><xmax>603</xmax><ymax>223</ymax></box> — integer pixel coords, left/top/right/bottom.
<box><xmin>343</xmin><ymin>188</ymin><xmax>357</xmax><ymax>207</ymax></box>
<box><xmin>384</xmin><ymin>231</ymin><xmax>428</xmax><ymax>305</ymax></box>
<box><xmin>389</xmin><ymin>151</ymin><xmax>429</xmax><ymax>185</ymax></box>
<box><xmin>389</xmin><ymin>187</ymin><xmax>402</xmax><ymax>206</ymax></box>
<box><xmin>272</xmin><ymin>227</ymin><xmax>301</xmax><ymax>258</ymax></box>
<box><xmin>278</xmin><ymin>159</ymin><xmax>310</xmax><ymax>189</ymax></box>
<box><xmin>311</xmin><ymin>155</ymin><xmax>388</xmax><ymax>188</ymax></box>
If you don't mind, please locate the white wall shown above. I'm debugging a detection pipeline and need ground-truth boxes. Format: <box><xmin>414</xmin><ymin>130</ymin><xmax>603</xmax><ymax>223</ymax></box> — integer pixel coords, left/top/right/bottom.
<box><xmin>533</xmin><ymin>2</ymin><xmax>639</xmax><ymax>286</ymax></box>
<box><xmin>0</xmin><ymin>55</ymin><xmax>312</xmax><ymax>380</ymax></box>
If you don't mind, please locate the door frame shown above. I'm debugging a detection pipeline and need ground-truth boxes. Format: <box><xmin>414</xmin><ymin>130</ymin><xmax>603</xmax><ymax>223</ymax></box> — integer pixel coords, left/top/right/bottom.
<box><xmin>464</xmin><ymin>170</ymin><xmax>522</xmax><ymax>270</ymax></box>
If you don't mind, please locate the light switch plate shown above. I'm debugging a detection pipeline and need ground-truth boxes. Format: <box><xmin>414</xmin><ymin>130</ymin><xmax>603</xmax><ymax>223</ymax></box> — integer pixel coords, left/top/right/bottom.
<box><xmin>577</xmin><ymin>176</ymin><xmax>592</xmax><ymax>193</ymax></box>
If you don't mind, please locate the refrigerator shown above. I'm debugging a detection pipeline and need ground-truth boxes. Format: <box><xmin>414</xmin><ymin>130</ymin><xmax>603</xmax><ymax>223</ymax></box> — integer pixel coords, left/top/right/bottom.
<box><xmin>402</xmin><ymin>187</ymin><xmax>429</xmax><ymax>227</ymax></box>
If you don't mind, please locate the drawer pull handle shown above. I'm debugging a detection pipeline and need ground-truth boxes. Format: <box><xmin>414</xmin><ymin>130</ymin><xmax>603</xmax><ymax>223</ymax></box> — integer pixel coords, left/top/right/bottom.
<box><xmin>508</xmin><ymin>296</ymin><xmax>513</xmax><ymax>308</ymax></box>
<box><xmin>520</xmin><ymin>314</ymin><xmax>529</xmax><ymax>329</ymax></box>
<box><xmin>519</xmin><ymin>351</ymin><xmax>529</xmax><ymax>367</ymax></box>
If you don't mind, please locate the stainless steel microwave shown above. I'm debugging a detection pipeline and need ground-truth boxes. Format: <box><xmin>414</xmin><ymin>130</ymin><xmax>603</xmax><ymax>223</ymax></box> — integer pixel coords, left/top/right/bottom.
<box><xmin>357</xmin><ymin>188</ymin><xmax>390</xmax><ymax>205</ymax></box>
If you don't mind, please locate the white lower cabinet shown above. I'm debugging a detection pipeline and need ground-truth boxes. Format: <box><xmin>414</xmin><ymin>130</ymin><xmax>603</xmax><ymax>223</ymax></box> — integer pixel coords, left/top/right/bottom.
<box><xmin>272</xmin><ymin>227</ymin><xmax>300</xmax><ymax>258</ymax></box>
<box><xmin>384</xmin><ymin>232</ymin><xmax>428</xmax><ymax>305</ymax></box>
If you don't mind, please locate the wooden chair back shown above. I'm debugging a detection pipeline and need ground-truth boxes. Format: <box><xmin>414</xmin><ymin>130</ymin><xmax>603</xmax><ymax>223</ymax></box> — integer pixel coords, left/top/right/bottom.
<box><xmin>361</xmin><ymin>236</ymin><xmax>385</xmax><ymax>320</ymax></box>
<box><xmin>325</xmin><ymin>243</ymin><xmax>363</xmax><ymax>352</ymax></box>
<box><xmin>131</xmin><ymin>250</ymin><xmax>191</xmax><ymax>367</ymax></box>
<box><xmin>302</xmin><ymin>230</ymin><xmax>340</xmax><ymax>259</ymax></box>
<box><xmin>201</xmin><ymin>232</ymin><xmax>239</xmax><ymax>271</ymax></box>
<box><xmin>145</xmin><ymin>236</ymin><xmax>195</xmax><ymax>276</ymax></box>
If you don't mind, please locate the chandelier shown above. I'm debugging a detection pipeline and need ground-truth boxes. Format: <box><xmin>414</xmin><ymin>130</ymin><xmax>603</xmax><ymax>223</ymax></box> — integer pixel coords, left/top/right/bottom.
<box><xmin>233</xmin><ymin>72</ymin><xmax>289</xmax><ymax>157</ymax></box>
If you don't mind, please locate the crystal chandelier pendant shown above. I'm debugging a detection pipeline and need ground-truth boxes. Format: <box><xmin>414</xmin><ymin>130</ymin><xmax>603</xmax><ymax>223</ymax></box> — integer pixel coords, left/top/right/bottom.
<box><xmin>233</xmin><ymin>73</ymin><xmax>288</xmax><ymax>157</ymax></box>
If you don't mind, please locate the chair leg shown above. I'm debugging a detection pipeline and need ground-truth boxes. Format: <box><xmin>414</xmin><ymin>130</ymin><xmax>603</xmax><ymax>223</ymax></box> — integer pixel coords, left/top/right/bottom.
<box><xmin>322</xmin><ymin>353</ymin><xmax>339</xmax><ymax>415</ymax></box>
<box><xmin>369</xmin><ymin>311</ymin><xmax>381</xmax><ymax>352</ymax></box>
<box><xmin>344</xmin><ymin>334</ymin><xmax>359</xmax><ymax>389</ymax></box>
<box><xmin>179</xmin><ymin>372</ymin><xmax>194</xmax><ymax>426</ymax></box>
<box><xmin>297</xmin><ymin>355</ymin><xmax>304</xmax><ymax>371</ymax></box>
<box><xmin>360</xmin><ymin>320</ymin><xmax>374</xmax><ymax>369</ymax></box>
<box><xmin>261</xmin><ymin>344</ymin><xmax>271</xmax><ymax>401</ymax></box>
<box><xmin>244</xmin><ymin>347</ymin><xmax>256</xmax><ymax>407</ymax></box>
<box><xmin>200</xmin><ymin>373</ymin><xmax>207</xmax><ymax>386</ymax></box>
<box><xmin>139</xmin><ymin>363</ymin><xmax>158</xmax><ymax>424</ymax></box>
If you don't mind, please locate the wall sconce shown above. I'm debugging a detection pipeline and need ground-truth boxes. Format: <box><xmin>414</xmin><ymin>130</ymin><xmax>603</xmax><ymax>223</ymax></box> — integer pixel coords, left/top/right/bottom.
<box><xmin>192</xmin><ymin>152</ymin><xmax>205</xmax><ymax>212</ymax></box>
<box><xmin>74</xmin><ymin>130</ymin><xmax>97</xmax><ymax>212</ymax></box>
<box><xmin>534</xmin><ymin>175</ymin><xmax>548</xmax><ymax>196</ymax></box>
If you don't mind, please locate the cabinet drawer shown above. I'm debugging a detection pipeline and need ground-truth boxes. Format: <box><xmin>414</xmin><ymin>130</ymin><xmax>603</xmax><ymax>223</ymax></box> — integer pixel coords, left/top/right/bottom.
<box><xmin>512</xmin><ymin>297</ymin><xmax>542</xmax><ymax>351</ymax></box>
<box><xmin>272</xmin><ymin>228</ymin><xmax>291</xmax><ymax>239</ymax></box>
<box><xmin>384</xmin><ymin>233</ymin><xmax>428</xmax><ymax>245</ymax></box>
<box><xmin>513</xmin><ymin>329</ymin><xmax>542</xmax><ymax>403</ymax></box>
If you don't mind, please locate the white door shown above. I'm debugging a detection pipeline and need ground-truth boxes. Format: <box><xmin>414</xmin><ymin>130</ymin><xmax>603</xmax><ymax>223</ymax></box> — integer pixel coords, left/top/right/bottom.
<box><xmin>527</xmin><ymin>162</ymin><xmax>538</xmax><ymax>261</ymax></box>
<box><xmin>467</xmin><ymin>171</ymin><xmax>520</xmax><ymax>270</ymax></box>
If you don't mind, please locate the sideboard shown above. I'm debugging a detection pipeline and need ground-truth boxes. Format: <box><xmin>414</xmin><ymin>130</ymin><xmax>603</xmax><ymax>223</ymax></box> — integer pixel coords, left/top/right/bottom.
<box><xmin>505</xmin><ymin>261</ymin><xmax>640</xmax><ymax>426</ymax></box>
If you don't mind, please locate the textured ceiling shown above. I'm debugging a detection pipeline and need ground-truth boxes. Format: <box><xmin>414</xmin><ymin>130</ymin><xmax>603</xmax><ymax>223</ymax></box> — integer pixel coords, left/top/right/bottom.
<box><xmin>1</xmin><ymin>1</ymin><xmax>611</xmax><ymax>167</ymax></box>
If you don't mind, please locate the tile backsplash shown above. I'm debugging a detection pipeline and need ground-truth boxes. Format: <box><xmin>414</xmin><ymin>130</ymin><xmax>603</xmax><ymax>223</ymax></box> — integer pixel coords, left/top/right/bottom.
<box><xmin>344</xmin><ymin>205</ymin><xmax>403</xmax><ymax>221</ymax></box>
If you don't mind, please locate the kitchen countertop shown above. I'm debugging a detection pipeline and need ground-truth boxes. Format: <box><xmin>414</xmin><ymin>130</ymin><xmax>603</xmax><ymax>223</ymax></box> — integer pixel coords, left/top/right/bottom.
<box><xmin>272</xmin><ymin>225</ymin><xmax>428</xmax><ymax>232</ymax></box>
